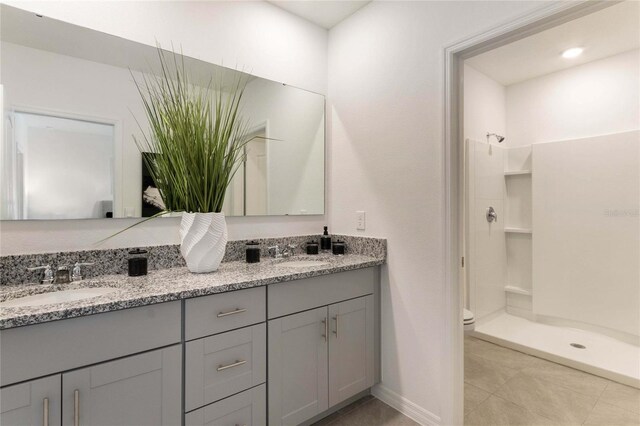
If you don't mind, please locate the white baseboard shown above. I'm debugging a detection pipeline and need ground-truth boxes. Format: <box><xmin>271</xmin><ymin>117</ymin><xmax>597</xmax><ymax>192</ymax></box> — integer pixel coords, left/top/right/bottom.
<box><xmin>371</xmin><ymin>384</ymin><xmax>441</xmax><ymax>426</ymax></box>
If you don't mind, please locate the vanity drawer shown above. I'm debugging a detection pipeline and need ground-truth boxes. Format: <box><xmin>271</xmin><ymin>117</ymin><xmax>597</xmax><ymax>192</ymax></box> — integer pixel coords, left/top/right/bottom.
<box><xmin>268</xmin><ymin>267</ymin><xmax>375</xmax><ymax>319</ymax></box>
<box><xmin>0</xmin><ymin>301</ymin><xmax>181</xmax><ymax>386</ymax></box>
<box><xmin>185</xmin><ymin>323</ymin><xmax>266</xmax><ymax>411</ymax></box>
<box><xmin>185</xmin><ymin>384</ymin><xmax>266</xmax><ymax>426</ymax></box>
<box><xmin>185</xmin><ymin>287</ymin><xmax>265</xmax><ymax>340</ymax></box>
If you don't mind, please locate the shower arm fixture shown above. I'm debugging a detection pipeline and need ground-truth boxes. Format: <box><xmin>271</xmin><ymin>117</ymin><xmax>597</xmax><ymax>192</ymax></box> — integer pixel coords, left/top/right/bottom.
<box><xmin>486</xmin><ymin>132</ymin><xmax>505</xmax><ymax>143</ymax></box>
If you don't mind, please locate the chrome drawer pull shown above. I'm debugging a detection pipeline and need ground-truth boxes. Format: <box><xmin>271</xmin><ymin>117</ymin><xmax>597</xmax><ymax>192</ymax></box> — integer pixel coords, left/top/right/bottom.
<box><xmin>217</xmin><ymin>308</ymin><xmax>247</xmax><ymax>318</ymax></box>
<box><xmin>322</xmin><ymin>317</ymin><xmax>328</xmax><ymax>342</ymax></box>
<box><xmin>73</xmin><ymin>389</ymin><xmax>79</xmax><ymax>426</ymax></box>
<box><xmin>333</xmin><ymin>315</ymin><xmax>339</xmax><ymax>337</ymax></box>
<box><xmin>217</xmin><ymin>359</ymin><xmax>247</xmax><ymax>371</ymax></box>
<box><xmin>43</xmin><ymin>397</ymin><xmax>49</xmax><ymax>426</ymax></box>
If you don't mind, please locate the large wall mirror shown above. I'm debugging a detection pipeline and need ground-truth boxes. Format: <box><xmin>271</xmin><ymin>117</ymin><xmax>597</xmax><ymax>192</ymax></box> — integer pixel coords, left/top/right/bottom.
<box><xmin>0</xmin><ymin>5</ymin><xmax>325</xmax><ymax>220</ymax></box>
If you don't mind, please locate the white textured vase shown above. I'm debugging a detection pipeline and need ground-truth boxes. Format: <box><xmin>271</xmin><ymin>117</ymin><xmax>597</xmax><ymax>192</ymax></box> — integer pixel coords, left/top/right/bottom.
<box><xmin>179</xmin><ymin>212</ymin><xmax>228</xmax><ymax>273</ymax></box>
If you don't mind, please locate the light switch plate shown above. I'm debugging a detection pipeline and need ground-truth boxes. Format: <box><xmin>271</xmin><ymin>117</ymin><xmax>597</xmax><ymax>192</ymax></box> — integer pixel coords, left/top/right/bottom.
<box><xmin>356</xmin><ymin>211</ymin><xmax>366</xmax><ymax>230</ymax></box>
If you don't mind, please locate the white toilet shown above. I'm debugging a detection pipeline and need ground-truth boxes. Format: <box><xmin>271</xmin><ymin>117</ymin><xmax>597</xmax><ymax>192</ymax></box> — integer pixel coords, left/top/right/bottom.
<box><xmin>464</xmin><ymin>309</ymin><xmax>475</xmax><ymax>332</ymax></box>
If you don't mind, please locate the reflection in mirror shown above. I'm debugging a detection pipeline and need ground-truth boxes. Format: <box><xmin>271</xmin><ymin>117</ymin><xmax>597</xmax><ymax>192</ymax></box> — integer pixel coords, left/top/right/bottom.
<box><xmin>7</xmin><ymin>112</ymin><xmax>115</xmax><ymax>219</ymax></box>
<box><xmin>0</xmin><ymin>4</ymin><xmax>324</xmax><ymax>220</ymax></box>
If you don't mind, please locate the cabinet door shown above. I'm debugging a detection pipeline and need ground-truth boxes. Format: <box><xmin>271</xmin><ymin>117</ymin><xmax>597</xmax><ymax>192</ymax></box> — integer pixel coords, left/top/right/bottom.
<box><xmin>185</xmin><ymin>384</ymin><xmax>266</xmax><ymax>426</ymax></box>
<box><xmin>328</xmin><ymin>295</ymin><xmax>374</xmax><ymax>407</ymax></box>
<box><xmin>62</xmin><ymin>345</ymin><xmax>181</xmax><ymax>426</ymax></box>
<box><xmin>268</xmin><ymin>307</ymin><xmax>328</xmax><ymax>426</ymax></box>
<box><xmin>0</xmin><ymin>375</ymin><xmax>61</xmax><ymax>426</ymax></box>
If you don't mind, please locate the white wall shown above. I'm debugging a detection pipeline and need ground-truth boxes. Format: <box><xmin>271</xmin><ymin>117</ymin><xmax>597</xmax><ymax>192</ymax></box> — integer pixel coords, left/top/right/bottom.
<box><xmin>0</xmin><ymin>1</ymin><xmax>328</xmax><ymax>255</ymax></box>
<box><xmin>507</xmin><ymin>49</ymin><xmax>640</xmax><ymax>146</ymax></box>
<box><xmin>463</xmin><ymin>65</ymin><xmax>506</xmax><ymax>143</ymax></box>
<box><xmin>328</xmin><ymin>1</ymin><xmax>550</xmax><ymax>422</ymax></box>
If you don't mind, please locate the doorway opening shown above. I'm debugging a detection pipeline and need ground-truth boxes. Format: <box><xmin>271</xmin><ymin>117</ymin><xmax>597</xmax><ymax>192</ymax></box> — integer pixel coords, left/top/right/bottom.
<box><xmin>445</xmin><ymin>2</ymin><xmax>639</xmax><ymax>424</ymax></box>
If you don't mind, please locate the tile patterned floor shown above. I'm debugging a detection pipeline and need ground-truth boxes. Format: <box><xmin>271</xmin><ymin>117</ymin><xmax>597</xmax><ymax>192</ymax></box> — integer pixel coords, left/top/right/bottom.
<box><xmin>464</xmin><ymin>336</ymin><xmax>640</xmax><ymax>426</ymax></box>
<box><xmin>312</xmin><ymin>395</ymin><xmax>419</xmax><ymax>426</ymax></box>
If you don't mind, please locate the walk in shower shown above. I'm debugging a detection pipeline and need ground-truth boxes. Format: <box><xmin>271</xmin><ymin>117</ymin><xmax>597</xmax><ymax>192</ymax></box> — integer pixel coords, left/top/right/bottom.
<box><xmin>466</xmin><ymin>131</ymin><xmax>639</xmax><ymax>386</ymax></box>
<box><xmin>463</xmin><ymin>0</ymin><xmax>639</xmax><ymax>387</ymax></box>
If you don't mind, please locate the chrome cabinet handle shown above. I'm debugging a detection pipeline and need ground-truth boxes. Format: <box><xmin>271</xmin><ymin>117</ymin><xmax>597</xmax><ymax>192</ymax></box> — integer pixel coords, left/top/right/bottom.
<box><xmin>217</xmin><ymin>359</ymin><xmax>247</xmax><ymax>371</ymax></box>
<box><xmin>217</xmin><ymin>308</ymin><xmax>247</xmax><ymax>318</ymax></box>
<box><xmin>74</xmin><ymin>390</ymin><xmax>79</xmax><ymax>426</ymax></box>
<box><xmin>333</xmin><ymin>315</ymin><xmax>339</xmax><ymax>337</ymax></box>
<box><xmin>43</xmin><ymin>397</ymin><xmax>49</xmax><ymax>426</ymax></box>
<box><xmin>322</xmin><ymin>317</ymin><xmax>328</xmax><ymax>342</ymax></box>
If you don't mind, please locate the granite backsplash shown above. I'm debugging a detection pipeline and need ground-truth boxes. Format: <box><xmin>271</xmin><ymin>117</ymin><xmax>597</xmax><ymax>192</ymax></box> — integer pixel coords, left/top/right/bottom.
<box><xmin>1</xmin><ymin>234</ymin><xmax>386</xmax><ymax>285</ymax></box>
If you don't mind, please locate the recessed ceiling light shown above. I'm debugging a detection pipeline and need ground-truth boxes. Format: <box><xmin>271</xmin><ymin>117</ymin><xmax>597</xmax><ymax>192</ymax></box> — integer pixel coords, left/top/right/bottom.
<box><xmin>562</xmin><ymin>47</ymin><xmax>583</xmax><ymax>59</ymax></box>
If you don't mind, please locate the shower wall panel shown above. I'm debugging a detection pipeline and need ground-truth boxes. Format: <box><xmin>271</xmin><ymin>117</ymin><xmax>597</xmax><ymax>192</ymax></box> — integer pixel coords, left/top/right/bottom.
<box><xmin>532</xmin><ymin>130</ymin><xmax>640</xmax><ymax>338</ymax></box>
<box><xmin>466</xmin><ymin>139</ymin><xmax>507</xmax><ymax>320</ymax></box>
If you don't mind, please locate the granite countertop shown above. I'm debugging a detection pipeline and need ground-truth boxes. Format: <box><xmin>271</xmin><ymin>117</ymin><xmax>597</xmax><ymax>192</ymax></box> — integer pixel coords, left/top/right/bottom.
<box><xmin>0</xmin><ymin>254</ymin><xmax>384</xmax><ymax>329</ymax></box>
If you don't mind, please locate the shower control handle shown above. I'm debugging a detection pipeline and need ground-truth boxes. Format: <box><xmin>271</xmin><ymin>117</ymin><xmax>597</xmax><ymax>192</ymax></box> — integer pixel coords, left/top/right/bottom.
<box><xmin>486</xmin><ymin>206</ymin><xmax>498</xmax><ymax>223</ymax></box>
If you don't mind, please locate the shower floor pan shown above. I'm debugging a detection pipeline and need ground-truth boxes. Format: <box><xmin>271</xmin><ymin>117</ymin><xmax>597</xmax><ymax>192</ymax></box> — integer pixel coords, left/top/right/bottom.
<box><xmin>473</xmin><ymin>312</ymin><xmax>640</xmax><ymax>388</ymax></box>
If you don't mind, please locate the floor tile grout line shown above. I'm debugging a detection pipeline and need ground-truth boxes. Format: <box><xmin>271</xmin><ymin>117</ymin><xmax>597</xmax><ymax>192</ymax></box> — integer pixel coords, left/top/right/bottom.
<box><xmin>495</xmin><ymin>369</ymin><xmax>604</xmax><ymax>424</ymax></box>
<box><xmin>516</xmin><ymin>367</ymin><xmax>609</xmax><ymax>400</ymax></box>
<box><xmin>588</xmin><ymin>380</ymin><xmax>610</xmax><ymax>413</ymax></box>
<box><xmin>483</xmin><ymin>340</ymin><xmax>614</xmax><ymax>400</ymax></box>
<box><xmin>469</xmin><ymin>350</ymin><xmax>600</xmax><ymax>425</ymax></box>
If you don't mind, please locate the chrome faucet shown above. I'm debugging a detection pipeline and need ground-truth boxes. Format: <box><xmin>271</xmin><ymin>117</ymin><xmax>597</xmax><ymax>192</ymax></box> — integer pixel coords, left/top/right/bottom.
<box><xmin>27</xmin><ymin>265</ymin><xmax>54</xmax><ymax>284</ymax></box>
<box><xmin>282</xmin><ymin>244</ymin><xmax>296</xmax><ymax>258</ymax></box>
<box><xmin>72</xmin><ymin>262</ymin><xmax>94</xmax><ymax>282</ymax></box>
<box><xmin>27</xmin><ymin>262</ymin><xmax>94</xmax><ymax>284</ymax></box>
<box><xmin>486</xmin><ymin>206</ymin><xmax>498</xmax><ymax>223</ymax></box>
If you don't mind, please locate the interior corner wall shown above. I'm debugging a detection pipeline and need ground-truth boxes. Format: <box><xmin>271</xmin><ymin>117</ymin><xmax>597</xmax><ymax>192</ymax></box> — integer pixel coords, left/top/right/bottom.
<box><xmin>463</xmin><ymin>64</ymin><xmax>508</xmax><ymax>319</ymax></box>
<box><xmin>0</xmin><ymin>1</ymin><xmax>329</xmax><ymax>255</ymax></box>
<box><xmin>327</xmin><ymin>1</ymin><xmax>551</xmax><ymax>422</ymax></box>
<box><xmin>506</xmin><ymin>49</ymin><xmax>640</xmax><ymax>147</ymax></box>
<box><xmin>463</xmin><ymin>64</ymin><xmax>507</xmax><ymax>144</ymax></box>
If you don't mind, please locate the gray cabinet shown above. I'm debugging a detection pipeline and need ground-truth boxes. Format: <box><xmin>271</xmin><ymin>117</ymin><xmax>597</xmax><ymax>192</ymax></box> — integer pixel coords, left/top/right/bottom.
<box><xmin>268</xmin><ymin>307</ymin><xmax>328</xmax><ymax>426</ymax></box>
<box><xmin>328</xmin><ymin>295</ymin><xmax>375</xmax><ymax>407</ymax></box>
<box><xmin>268</xmin><ymin>295</ymin><xmax>375</xmax><ymax>426</ymax></box>
<box><xmin>0</xmin><ymin>375</ymin><xmax>61</xmax><ymax>426</ymax></box>
<box><xmin>61</xmin><ymin>345</ymin><xmax>181</xmax><ymax>426</ymax></box>
<box><xmin>1</xmin><ymin>301</ymin><xmax>181</xmax><ymax>387</ymax></box>
<box><xmin>185</xmin><ymin>384</ymin><xmax>266</xmax><ymax>426</ymax></box>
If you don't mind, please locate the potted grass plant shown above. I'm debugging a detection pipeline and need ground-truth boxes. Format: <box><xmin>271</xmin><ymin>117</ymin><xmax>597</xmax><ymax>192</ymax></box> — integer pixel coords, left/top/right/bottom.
<box><xmin>131</xmin><ymin>48</ymin><xmax>253</xmax><ymax>273</ymax></box>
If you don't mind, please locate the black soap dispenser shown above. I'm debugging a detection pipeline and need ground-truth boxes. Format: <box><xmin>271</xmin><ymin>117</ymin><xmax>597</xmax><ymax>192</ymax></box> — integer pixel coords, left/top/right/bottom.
<box><xmin>320</xmin><ymin>226</ymin><xmax>332</xmax><ymax>251</ymax></box>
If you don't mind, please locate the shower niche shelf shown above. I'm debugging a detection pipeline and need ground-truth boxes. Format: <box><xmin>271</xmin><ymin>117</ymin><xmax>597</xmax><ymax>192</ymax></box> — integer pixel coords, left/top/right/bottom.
<box><xmin>504</xmin><ymin>285</ymin><xmax>532</xmax><ymax>296</ymax></box>
<box><xmin>504</xmin><ymin>170</ymin><xmax>532</xmax><ymax>176</ymax></box>
<box><xmin>504</xmin><ymin>149</ymin><xmax>533</xmax><ymax>319</ymax></box>
<box><xmin>504</xmin><ymin>227</ymin><xmax>532</xmax><ymax>234</ymax></box>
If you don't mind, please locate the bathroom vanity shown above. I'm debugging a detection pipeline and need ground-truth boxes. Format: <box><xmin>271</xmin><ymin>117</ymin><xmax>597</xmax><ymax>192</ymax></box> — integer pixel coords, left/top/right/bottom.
<box><xmin>0</xmin><ymin>254</ymin><xmax>383</xmax><ymax>426</ymax></box>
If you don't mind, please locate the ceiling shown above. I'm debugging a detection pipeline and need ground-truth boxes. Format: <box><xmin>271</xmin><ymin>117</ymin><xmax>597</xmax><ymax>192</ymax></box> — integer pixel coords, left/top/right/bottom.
<box><xmin>267</xmin><ymin>1</ymin><xmax>370</xmax><ymax>29</ymax></box>
<box><xmin>466</xmin><ymin>1</ymin><xmax>640</xmax><ymax>86</ymax></box>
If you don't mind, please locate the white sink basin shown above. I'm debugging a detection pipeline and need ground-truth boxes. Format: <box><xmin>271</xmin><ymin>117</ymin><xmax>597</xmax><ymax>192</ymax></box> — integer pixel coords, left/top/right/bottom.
<box><xmin>277</xmin><ymin>260</ymin><xmax>330</xmax><ymax>268</ymax></box>
<box><xmin>0</xmin><ymin>288</ymin><xmax>117</xmax><ymax>308</ymax></box>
